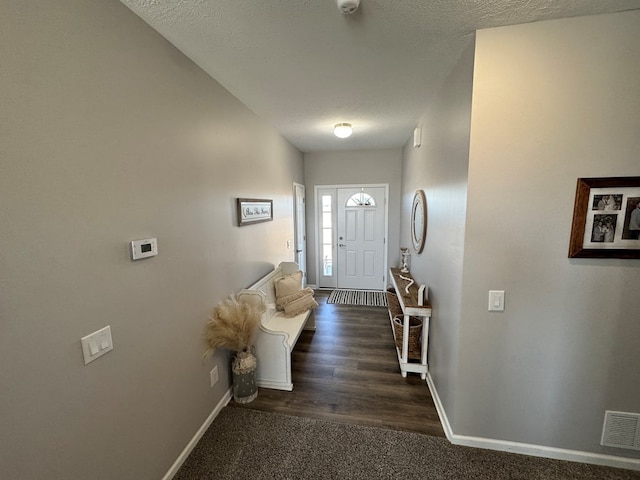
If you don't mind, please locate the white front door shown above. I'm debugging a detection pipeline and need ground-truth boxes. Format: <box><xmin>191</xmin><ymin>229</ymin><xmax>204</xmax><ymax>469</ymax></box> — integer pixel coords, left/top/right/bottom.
<box><xmin>294</xmin><ymin>183</ymin><xmax>307</xmax><ymax>283</ymax></box>
<box><xmin>337</xmin><ymin>187</ymin><xmax>386</xmax><ymax>290</ymax></box>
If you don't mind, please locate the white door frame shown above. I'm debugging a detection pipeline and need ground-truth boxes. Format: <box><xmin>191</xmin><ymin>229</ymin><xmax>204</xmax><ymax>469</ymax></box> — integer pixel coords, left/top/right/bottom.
<box><xmin>293</xmin><ymin>183</ymin><xmax>307</xmax><ymax>283</ymax></box>
<box><xmin>314</xmin><ymin>183</ymin><xmax>389</xmax><ymax>289</ymax></box>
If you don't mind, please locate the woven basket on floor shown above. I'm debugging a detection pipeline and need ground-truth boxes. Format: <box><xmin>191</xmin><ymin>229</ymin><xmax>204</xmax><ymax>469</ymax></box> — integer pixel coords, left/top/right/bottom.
<box><xmin>392</xmin><ymin>315</ymin><xmax>422</xmax><ymax>360</ymax></box>
<box><xmin>386</xmin><ymin>289</ymin><xmax>401</xmax><ymax>317</ymax></box>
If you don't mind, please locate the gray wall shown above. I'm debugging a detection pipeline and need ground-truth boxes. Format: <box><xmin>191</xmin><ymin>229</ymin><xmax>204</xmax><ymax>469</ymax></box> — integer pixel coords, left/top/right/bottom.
<box><xmin>303</xmin><ymin>149</ymin><xmax>403</xmax><ymax>285</ymax></box>
<box><xmin>400</xmin><ymin>40</ymin><xmax>475</xmax><ymax>429</ymax></box>
<box><xmin>0</xmin><ymin>2</ymin><xmax>302</xmax><ymax>479</ymax></box>
<box><xmin>456</xmin><ymin>11</ymin><xmax>640</xmax><ymax>456</ymax></box>
<box><xmin>402</xmin><ymin>9</ymin><xmax>640</xmax><ymax>462</ymax></box>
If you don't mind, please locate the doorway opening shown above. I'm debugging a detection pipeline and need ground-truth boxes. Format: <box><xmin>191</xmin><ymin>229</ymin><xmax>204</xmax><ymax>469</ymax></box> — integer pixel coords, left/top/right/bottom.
<box><xmin>293</xmin><ymin>183</ymin><xmax>307</xmax><ymax>283</ymax></box>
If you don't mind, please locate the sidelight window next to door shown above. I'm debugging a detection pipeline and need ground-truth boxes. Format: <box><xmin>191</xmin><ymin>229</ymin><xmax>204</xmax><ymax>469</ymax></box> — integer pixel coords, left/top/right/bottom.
<box><xmin>321</xmin><ymin>194</ymin><xmax>333</xmax><ymax>277</ymax></box>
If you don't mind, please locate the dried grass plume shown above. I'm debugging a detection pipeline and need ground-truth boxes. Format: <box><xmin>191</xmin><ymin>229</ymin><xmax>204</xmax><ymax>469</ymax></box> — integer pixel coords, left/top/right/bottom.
<box><xmin>203</xmin><ymin>294</ymin><xmax>265</xmax><ymax>360</ymax></box>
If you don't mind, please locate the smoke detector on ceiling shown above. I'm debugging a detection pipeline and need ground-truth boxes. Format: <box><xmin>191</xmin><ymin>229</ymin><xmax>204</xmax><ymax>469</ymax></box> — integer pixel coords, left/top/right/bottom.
<box><xmin>337</xmin><ymin>0</ymin><xmax>360</xmax><ymax>15</ymax></box>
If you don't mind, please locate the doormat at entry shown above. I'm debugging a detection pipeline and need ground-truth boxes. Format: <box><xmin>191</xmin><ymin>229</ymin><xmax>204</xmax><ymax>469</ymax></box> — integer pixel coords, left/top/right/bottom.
<box><xmin>327</xmin><ymin>289</ymin><xmax>388</xmax><ymax>307</ymax></box>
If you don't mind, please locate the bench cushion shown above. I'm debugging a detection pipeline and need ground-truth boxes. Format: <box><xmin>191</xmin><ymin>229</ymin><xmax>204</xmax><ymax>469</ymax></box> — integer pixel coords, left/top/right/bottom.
<box><xmin>283</xmin><ymin>291</ymin><xmax>318</xmax><ymax>317</ymax></box>
<box><xmin>276</xmin><ymin>287</ymin><xmax>314</xmax><ymax>310</ymax></box>
<box><xmin>274</xmin><ymin>270</ymin><xmax>303</xmax><ymax>306</ymax></box>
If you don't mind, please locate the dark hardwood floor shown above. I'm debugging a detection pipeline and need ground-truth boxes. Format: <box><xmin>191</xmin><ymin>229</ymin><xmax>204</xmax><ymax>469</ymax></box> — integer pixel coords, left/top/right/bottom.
<box><xmin>230</xmin><ymin>290</ymin><xmax>445</xmax><ymax>437</ymax></box>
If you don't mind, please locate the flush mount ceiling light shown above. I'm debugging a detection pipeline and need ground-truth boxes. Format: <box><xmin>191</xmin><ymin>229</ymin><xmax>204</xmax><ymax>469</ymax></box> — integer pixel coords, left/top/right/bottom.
<box><xmin>334</xmin><ymin>123</ymin><xmax>352</xmax><ymax>138</ymax></box>
<box><xmin>337</xmin><ymin>0</ymin><xmax>361</xmax><ymax>15</ymax></box>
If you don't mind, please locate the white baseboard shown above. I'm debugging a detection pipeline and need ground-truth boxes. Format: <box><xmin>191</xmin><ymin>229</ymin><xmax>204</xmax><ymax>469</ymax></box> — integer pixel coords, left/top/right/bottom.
<box><xmin>451</xmin><ymin>434</ymin><xmax>640</xmax><ymax>472</ymax></box>
<box><xmin>425</xmin><ymin>373</ymin><xmax>640</xmax><ymax>472</ymax></box>
<box><xmin>162</xmin><ymin>388</ymin><xmax>233</xmax><ymax>480</ymax></box>
<box><xmin>425</xmin><ymin>372</ymin><xmax>454</xmax><ymax>441</ymax></box>
<box><xmin>256</xmin><ymin>379</ymin><xmax>293</xmax><ymax>391</ymax></box>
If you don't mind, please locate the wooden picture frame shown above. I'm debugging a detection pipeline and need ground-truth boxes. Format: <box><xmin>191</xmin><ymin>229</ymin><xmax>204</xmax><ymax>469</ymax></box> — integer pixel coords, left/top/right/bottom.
<box><xmin>568</xmin><ymin>177</ymin><xmax>640</xmax><ymax>258</ymax></box>
<box><xmin>237</xmin><ymin>198</ymin><xmax>273</xmax><ymax>226</ymax></box>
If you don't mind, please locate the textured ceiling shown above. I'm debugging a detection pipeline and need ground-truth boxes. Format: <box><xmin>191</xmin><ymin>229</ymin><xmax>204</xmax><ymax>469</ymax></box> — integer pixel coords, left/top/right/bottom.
<box><xmin>121</xmin><ymin>0</ymin><xmax>640</xmax><ymax>152</ymax></box>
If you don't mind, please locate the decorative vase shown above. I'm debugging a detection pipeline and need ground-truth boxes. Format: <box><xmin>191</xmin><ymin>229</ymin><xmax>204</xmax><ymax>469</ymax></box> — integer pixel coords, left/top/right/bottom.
<box><xmin>231</xmin><ymin>347</ymin><xmax>258</xmax><ymax>404</ymax></box>
<box><xmin>400</xmin><ymin>247</ymin><xmax>411</xmax><ymax>273</ymax></box>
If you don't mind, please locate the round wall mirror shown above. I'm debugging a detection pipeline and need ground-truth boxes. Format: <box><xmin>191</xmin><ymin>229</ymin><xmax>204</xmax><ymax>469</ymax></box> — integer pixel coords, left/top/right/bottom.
<box><xmin>411</xmin><ymin>190</ymin><xmax>427</xmax><ymax>253</ymax></box>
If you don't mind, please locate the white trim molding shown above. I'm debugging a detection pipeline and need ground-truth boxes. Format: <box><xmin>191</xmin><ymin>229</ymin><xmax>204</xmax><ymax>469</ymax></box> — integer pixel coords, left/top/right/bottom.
<box><xmin>426</xmin><ymin>373</ymin><xmax>640</xmax><ymax>472</ymax></box>
<box><xmin>162</xmin><ymin>388</ymin><xmax>233</xmax><ymax>480</ymax></box>
<box><xmin>426</xmin><ymin>372</ymin><xmax>454</xmax><ymax>440</ymax></box>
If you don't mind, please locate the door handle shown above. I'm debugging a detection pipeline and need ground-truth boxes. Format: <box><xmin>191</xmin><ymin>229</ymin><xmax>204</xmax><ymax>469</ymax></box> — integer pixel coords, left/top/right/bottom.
<box><xmin>338</xmin><ymin>243</ymin><xmax>346</xmax><ymax>247</ymax></box>
<box><xmin>295</xmin><ymin>249</ymin><xmax>302</xmax><ymax>253</ymax></box>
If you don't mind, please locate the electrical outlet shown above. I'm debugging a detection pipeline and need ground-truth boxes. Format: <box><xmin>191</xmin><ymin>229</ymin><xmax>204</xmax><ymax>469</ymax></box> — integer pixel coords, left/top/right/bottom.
<box><xmin>210</xmin><ymin>366</ymin><xmax>219</xmax><ymax>387</ymax></box>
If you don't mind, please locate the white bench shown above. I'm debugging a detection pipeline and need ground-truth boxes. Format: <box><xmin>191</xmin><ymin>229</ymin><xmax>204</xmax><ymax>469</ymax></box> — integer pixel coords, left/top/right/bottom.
<box><xmin>238</xmin><ymin>262</ymin><xmax>315</xmax><ymax>391</ymax></box>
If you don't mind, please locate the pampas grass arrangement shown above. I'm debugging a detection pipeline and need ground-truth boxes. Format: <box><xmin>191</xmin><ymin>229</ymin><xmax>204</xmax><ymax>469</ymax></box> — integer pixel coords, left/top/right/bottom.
<box><xmin>203</xmin><ymin>294</ymin><xmax>265</xmax><ymax>359</ymax></box>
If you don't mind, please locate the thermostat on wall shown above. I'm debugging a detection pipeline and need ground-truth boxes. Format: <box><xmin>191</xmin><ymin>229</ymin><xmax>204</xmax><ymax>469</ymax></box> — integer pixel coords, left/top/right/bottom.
<box><xmin>130</xmin><ymin>237</ymin><xmax>158</xmax><ymax>260</ymax></box>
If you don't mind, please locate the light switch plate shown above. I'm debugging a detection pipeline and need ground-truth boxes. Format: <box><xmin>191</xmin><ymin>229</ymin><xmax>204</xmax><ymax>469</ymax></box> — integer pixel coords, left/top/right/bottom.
<box><xmin>81</xmin><ymin>326</ymin><xmax>113</xmax><ymax>365</ymax></box>
<box><xmin>488</xmin><ymin>290</ymin><xmax>505</xmax><ymax>311</ymax></box>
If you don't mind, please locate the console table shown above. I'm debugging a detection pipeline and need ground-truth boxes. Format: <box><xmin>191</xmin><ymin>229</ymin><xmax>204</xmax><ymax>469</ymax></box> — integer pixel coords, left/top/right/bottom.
<box><xmin>388</xmin><ymin>268</ymin><xmax>431</xmax><ymax>379</ymax></box>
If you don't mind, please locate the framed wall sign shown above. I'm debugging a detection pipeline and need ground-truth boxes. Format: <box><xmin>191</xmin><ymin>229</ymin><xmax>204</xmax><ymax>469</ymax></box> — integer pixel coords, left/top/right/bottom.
<box><xmin>237</xmin><ymin>198</ymin><xmax>273</xmax><ymax>226</ymax></box>
<box><xmin>568</xmin><ymin>177</ymin><xmax>640</xmax><ymax>258</ymax></box>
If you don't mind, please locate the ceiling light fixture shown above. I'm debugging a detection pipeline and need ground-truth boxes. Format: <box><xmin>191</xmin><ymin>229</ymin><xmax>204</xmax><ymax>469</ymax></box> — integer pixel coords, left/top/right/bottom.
<box><xmin>334</xmin><ymin>123</ymin><xmax>353</xmax><ymax>138</ymax></box>
<box><xmin>337</xmin><ymin>0</ymin><xmax>361</xmax><ymax>15</ymax></box>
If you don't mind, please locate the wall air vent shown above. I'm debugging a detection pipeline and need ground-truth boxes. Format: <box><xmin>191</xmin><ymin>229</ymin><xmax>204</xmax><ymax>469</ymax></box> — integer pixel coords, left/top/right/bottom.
<box><xmin>601</xmin><ymin>410</ymin><xmax>640</xmax><ymax>451</ymax></box>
